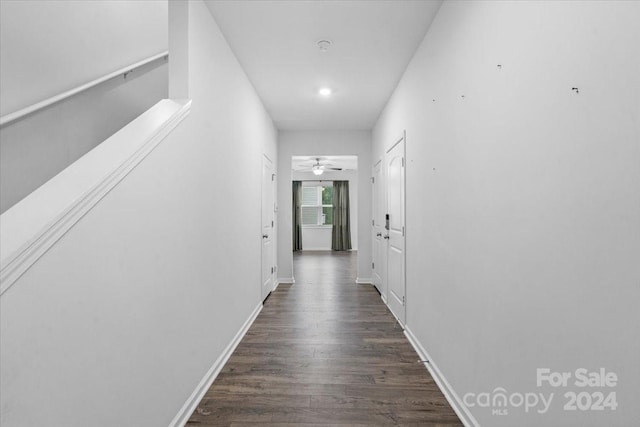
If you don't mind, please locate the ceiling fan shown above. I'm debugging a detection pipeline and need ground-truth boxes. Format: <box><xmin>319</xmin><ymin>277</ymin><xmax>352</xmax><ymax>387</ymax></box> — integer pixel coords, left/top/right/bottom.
<box><xmin>296</xmin><ymin>158</ymin><xmax>342</xmax><ymax>176</ymax></box>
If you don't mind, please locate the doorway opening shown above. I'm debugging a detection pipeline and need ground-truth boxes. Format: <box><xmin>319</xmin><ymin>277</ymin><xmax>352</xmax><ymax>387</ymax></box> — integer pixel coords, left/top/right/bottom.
<box><xmin>291</xmin><ymin>155</ymin><xmax>358</xmax><ymax>277</ymax></box>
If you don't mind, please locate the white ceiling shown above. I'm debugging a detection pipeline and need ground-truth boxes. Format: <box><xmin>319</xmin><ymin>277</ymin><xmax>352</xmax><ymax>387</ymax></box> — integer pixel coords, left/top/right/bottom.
<box><xmin>205</xmin><ymin>1</ymin><xmax>442</xmax><ymax>130</ymax></box>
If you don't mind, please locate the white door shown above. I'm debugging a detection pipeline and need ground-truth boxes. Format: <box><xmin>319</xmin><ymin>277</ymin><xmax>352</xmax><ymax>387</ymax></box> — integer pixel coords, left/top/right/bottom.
<box><xmin>372</xmin><ymin>160</ymin><xmax>385</xmax><ymax>300</ymax></box>
<box><xmin>261</xmin><ymin>155</ymin><xmax>275</xmax><ymax>301</ymax></box>
<box><xmin>385</xmin><ymin>133</ymin><xmax>406</xmax><ymax>325</ymax></box>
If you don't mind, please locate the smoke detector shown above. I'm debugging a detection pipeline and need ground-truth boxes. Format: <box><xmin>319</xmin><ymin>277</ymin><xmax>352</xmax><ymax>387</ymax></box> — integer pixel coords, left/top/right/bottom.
<box><xmin>317</xmin><ymin>39</ymin><xmax>332</xmax><ymax>52</ymax></box>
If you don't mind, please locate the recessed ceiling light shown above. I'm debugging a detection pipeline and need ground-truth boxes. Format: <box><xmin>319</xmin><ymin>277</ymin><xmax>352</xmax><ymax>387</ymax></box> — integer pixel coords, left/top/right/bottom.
<box><xmin>318</xmin><ymin>87</ymin><xmax>332</xmax><ymax>97</ymax></box>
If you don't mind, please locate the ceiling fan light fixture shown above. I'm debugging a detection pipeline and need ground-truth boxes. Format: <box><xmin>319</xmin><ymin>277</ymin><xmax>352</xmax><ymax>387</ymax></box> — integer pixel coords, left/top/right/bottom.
<box><xmin>312</xmin><ymin>164</ymin><xmax>324</xmax><ymax>175</ymax></box>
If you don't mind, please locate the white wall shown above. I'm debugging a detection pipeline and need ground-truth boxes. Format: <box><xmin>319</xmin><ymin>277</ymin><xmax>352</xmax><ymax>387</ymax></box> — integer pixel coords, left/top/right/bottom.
<box><xmin>0</xmin><ymin>2</ymin><xmax>277</xmax><ymax>427</ymax></box>
<box><xmin>278</xmin><ymin>131</ymin><xmax>371</xmax><ymax>283</ymax></box>
<box><xmin>373</xmin><ymin>1</ymin><xmax>640</xmax><ymax>426</ymax></box>
<box><xmin>0</xmin><ymin>0</ymin><xmax>168</xmax><ymax>116</ymax></box>
<box><xmin>294</xmin><ymin>170</ymin><xmax>358</xmax><ymax>251</ymax></box>
<box><xmin>0</xmin><ymin>61</ymin><xmax>168</xmax><ymax>213</ymax></box>
<box><xmin>0</xmin><ymin>0</ymin><xmax>169</xmax><ymax>213</ymax></box>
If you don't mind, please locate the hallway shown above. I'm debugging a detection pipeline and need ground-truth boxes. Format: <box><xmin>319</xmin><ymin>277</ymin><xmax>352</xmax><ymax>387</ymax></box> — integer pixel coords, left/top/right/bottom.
<box><xmin>187</xmin><ymin>251</ymin><xmax>462</xmax><ymax>425</ymax></box>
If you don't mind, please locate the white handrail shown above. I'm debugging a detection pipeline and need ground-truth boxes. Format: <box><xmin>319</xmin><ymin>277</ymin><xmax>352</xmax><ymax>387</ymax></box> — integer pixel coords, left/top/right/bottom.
<box><xmin>0</xmin><ymin>51</ymin><xmax>169</xmax><ymax>128</ymax></box>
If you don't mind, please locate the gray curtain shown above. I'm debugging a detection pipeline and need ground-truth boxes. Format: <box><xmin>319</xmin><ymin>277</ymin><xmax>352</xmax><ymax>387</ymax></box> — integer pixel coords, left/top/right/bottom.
<box><xmin>292</xmin><ymin>181</ymin><xmax>303</xmax><ymax>251</ymax></box>
<box><xmin>332</xmin><ymin>181</ymin><xmax>352</xmax><ymax>251</ymax></box>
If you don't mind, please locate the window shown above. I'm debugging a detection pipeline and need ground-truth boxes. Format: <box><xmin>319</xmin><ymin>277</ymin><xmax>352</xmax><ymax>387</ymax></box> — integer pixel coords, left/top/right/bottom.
<box><xmin>301</xmin><ymin>185</ymin><xmax>333</xmax><ymax>226</ymax></box>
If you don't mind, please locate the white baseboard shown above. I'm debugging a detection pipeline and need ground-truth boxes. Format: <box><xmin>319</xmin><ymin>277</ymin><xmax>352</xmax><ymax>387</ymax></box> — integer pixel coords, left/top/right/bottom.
<box><xmin>169</xmin><ymin>303</ymin><xmax>262</xmax><ymax>427</ymax></box>
<box><xmin>404</xmin><ymin>326</ymin><xmax>480</xmax><ymax>427</ymax></box>
<box><xmin>355</xmin><ymin>277</ymin><xmax>372</xmax><ymax>284</ymax></box>
<box><xmin>276</xmin><ymin>277</ymin><xmax>295</xmax><ymax>285</ymax></box>
<box><xmin>302</xmin><ymin>247</ymin><xmax>331</xmax><ymax>251</ymax></box>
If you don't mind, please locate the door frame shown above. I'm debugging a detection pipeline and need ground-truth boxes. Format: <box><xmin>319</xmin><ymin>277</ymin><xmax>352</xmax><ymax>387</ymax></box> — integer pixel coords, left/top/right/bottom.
<box><xmin>371</xmin><ymin>159</ymin><xmax>385</xmax><ymax>301</ymax></box>
<box><xmin>384</xmin><ymin>131</ymin><xmax>406</xmax><ymax>326</ymax></box>
<box><xmin>261</xmin><ymin>154</ymin><xmax>276</xmax><ymax>301</ymax></box>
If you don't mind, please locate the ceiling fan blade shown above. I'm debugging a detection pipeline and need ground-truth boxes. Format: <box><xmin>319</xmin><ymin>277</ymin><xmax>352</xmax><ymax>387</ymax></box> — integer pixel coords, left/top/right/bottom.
<box><xmin>326</xmin><ymin>167</ymin><xmax>342</xmax><ymax>170</ymax></box>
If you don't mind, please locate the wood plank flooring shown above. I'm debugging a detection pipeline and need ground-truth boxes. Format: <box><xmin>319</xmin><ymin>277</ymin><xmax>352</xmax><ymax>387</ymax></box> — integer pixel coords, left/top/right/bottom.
<box><xmin>187</xmin><ymin>251</ymin><xmax>462</xmax><ymax>426</ymax></box>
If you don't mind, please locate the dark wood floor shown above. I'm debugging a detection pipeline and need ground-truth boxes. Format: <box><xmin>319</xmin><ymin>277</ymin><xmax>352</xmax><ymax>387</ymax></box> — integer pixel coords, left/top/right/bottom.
<box><xmin>187</xmin><ymin>251</ymin><xmax>462</xmax><ymax>426</ymax></box>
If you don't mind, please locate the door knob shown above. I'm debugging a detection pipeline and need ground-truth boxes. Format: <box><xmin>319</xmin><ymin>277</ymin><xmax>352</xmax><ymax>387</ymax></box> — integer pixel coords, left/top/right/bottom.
<box><xmin>383</xmin><ymin>235</ymin><xmax>390</xmax><ymax>239</ymax></box>
<box><xmin>262</xmin><ymin>234</ymin><xmax>269</xmax><ymax>239</ymax></box>
<box><xmin>376</xmin><ymin>232</ymin><xmax>382</xmax><ymax>237</ymax></box>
